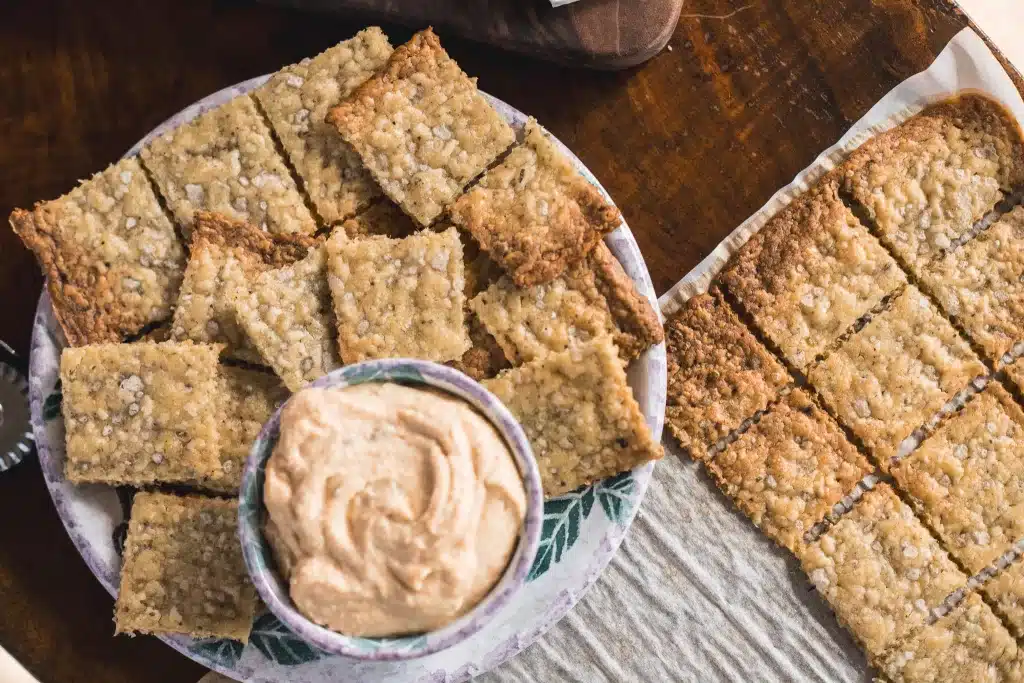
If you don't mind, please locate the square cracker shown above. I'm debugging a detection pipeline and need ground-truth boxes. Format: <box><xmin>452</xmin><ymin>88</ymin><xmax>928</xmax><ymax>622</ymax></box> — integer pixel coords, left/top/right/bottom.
<box><xmin>203</xmin><ymin>366</ymin><xmax>290</xmax><ymax>494</ymax></box>
<box><xmin>141</xmin><ymin>95</ymin><xmax>316</xmax><ymax>237</ymax></box>
<box><xmin>664</xmin><ymin>290</ymin><xmax>790</xmax><ymax>458</ymax></box>
<box><xmin>709</xmin><ymin>389</ymin><xmax>872</xmax><ymax>553</ymax></box>
<box><xmin>809</xmin><ymin>285</ymin><xmax>985</xmax><ymax>470</ymax></box>
<box><xmin>170</xmin><ymin>212</ymin><xmax>316</xmax><ymax>362</ymax></box>
<box><xmin>60</xmin><ymin>341</ymin><xmax>221</xmax><ymax>485</ymax></box>
<box><xmin>326</xmin><ymin>226</ymin><xmax>470</xmax><ymax>363</ymax></box>
<box><xmin>254</xmin><ymin>28</ymin><xmax>393</xmax><ymax>224</ymax></box>
<box><xmin>982</xmin><ymin>558</ymin><xmax>1024</xmax><ymax>638</ymax></box>
<box><xmin>880</xmin><ymin>593</ymin><xmax>1022</xmax><ymax>683</ymax></box>
<box><xmin>720</xmin><ymin>178</ymin><xmax>905</xmax><ymax>370</ymax></box>
<box><xmin>842</xmin><ymin>94</ymin><xmax>1024</xmax><ymax>268</ymax></box>
<box><xmin>799</xmin><ymin>484</ymin><xmax>968</xmax><ymax>657</ymax></box>
<box><xmin>327</xmin><ymin>29</ymin><xmax>514</xmax><ymax>228</ymax></box>
<box><xmin>450</xmin><ymin>118</ymin><xmax>621</xmax><ymax>287</ymax></box>
<box><xmin>230</xmin><ymin>246</ymin><xmax>341</xmax><ymax>391</ymax></box>
<box><xmin>920</xmin><ymin>206</ymin><xmax>1024</xmax><ymax>363</ymax></box>
<box><xmin>470</xmin><ymin>241</ymin><xmax>663</xmax><ymax>365</ymax></box>
<box><xmin>891</xmin><ymin>382</ymin><xmax>1024</xmax><ymax>574</ymax></box>
<box><xmin>483</xmin><ymin>336</ymin><xmax>663</xmax><ymax>498</ymax></box>
<box><xmin>9</xmin><ymin>158</ymin><xmax>186</xmax><ymax>346</ymax></box>
<box><xmin>115</xmin><ymin>492</ymin><xmax>257</xmax><ymax>641</ymax></box>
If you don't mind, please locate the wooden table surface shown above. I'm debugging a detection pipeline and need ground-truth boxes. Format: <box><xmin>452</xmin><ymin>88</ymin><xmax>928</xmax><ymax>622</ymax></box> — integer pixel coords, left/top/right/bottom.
<box><xmin>0</xmin><ymin>1</ymin><xmax>1019</xmax><ymax>681</ymax></box>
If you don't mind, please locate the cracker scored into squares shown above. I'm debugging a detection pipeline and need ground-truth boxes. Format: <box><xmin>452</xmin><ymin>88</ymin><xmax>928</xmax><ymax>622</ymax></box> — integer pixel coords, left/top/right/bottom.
<box><xmin>799</xmin><ymin>484</ymin><xmax>967</xmax><ymax>657</ymax></box>
<box><xmin>339</xmin><ymin>200</ymin><xmax>418</xmax><ymax>240</ymax></box>
<box><xmin>327</xmin><ymin>29</ymin><xmax>515</xmax><ymax>227</ymax></box>
<box><xmin>809</xmin><ymin>285</ymin><xmax>985</xmax><ymax>470</ymax></box>
<box><xmin>115</xmin><ymin>492</ymin><xmax>257</xmax><ymax>641</ymax></box>
<box><xmin>9</xmin><ymin>158</ymin><xmax>186</xmax><ymax>346</ymax></box>
<box><xmin>60</xmin><ymin>341</ymin><xmax>221</xmax><ymax>485</ymax></box>
<box><xmin>170</xmin><ymin>212</ymin><xmax>316</xmax><ymax>362</ymax></box>
<box><xmin>664</xmin><ymin>291</ymin><xmax>790</xmax><ymax>459</ymax></box>
<box><xmin>709</xmin><ymin>390</ymin><xmax>872</xmax><ymax>553</ymax></box>
<box><xmin>891</xmin><ymin>383</ymin><xmax>1024</xmax><ymax>574</ymax></box>
<box><xmin>920</xmin><ymin>206</ymin><xmax>1024</xmax><ymax>363</ymax></box>
<box><xmin>483</xmin><ymin>336</ymin><xmax>663</xmax><ymax>498</ymax></box>
<box><xmin>451</xmin><ymin>118</ymin><xmax>621</xmax><ymax>287</ymax></box>
<box><xmin>983</xmin><ymin>558</ymin><xmax>1024</xmax><ymax>638</ymax></box>
<box><xmin>326</xmin><ymin>227</ymin><xmax>470</xmax><ymax>363</ymax></box>
<box><xmin>842</xmin><ymin>94</ymin><xmax>1024</xmax><ymax>269</ymax></box>
<box><xmin>879</xmin><ymin>593</ymin><xmax>1022</xmax><ymax>683</ymax></box>
<box><xmin>720</xmin><ymin>178</ymin><xmax>905</xmax><ymax>370</ymax></box>
<box><xmin>471</xmin><ymin>242</ymin><xmax>663</xmax><ymax>365</ymax></box>
<box><xmin>231</xmin><ymin>247</ymin><xmax>341</xmax><ymax>392</ymax></box>
<box><xmin>141</xmin><ymin>95</ymin><xmax>316</xmax><ymax>237</ymax></box>
<box><xmin>204</xmin><ymin>366</ymin><xmax>290</xmax><ymax>494</ymax></box>
<box><xmin>254</xmin><ymin>28</ymin><xmax>393</xmax><ymax>224</ymax></box>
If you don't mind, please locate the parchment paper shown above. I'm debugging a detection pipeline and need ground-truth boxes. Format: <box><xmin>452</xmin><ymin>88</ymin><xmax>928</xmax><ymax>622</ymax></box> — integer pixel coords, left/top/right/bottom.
<box><xmin>479</xmin><ymin>28</ymin><xmax>1024</xmax><ymax>683</ymax></box>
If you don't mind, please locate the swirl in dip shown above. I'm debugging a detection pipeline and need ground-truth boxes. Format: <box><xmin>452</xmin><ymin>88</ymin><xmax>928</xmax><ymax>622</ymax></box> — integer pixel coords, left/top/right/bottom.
<box><xmin>263</xmin><ymin>382</ymin><xmax>527</xmax><ymax>637</ymax></box>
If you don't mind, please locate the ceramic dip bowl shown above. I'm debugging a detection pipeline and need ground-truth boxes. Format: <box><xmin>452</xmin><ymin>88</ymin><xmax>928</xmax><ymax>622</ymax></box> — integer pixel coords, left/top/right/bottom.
<box><xmin>238</xmin><ymin>358</ymin><xmax>543</xmax><ymax>660</ymax></box>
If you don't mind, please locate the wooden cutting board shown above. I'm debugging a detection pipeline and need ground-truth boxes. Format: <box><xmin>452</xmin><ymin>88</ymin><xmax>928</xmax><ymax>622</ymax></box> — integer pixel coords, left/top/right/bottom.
<box><xmin>263</xmin><ymin>0</ymin><xmax>685</xmax><ymax>69</ymax></box>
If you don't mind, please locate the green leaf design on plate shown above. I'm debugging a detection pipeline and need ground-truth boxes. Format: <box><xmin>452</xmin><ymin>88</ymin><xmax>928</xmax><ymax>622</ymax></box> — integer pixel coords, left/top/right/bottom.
<box><xmin>389</xmin><ymin>365</ymin><xmax>425</xmax><ymax>385</ymax></box>
<box><xmin>43</xmin><ymin>380</ymin><xmax>62</xmax><ymax>421</ymax></box>
<box><xmin>343</xmin><ymin>364</ymin><xmax>386</xmax><ymax>386</ymax></box>
<box><xmin>596</xmin><ymin>472</ymin><xmax>635</xmax><ymax>525</ymax></box>
<box><xmin>189</xmin><ymin>637</ymin><xmax>244</xmax><ymax>669</ymax></box>
<box><xmin>250</xmin><ymin>612</ymin><xmax>326</xmax><ymax>666</ymax></box>
<box><xmin>527</xmin><ymin>485</ymin><xmax>596</xmax><ymax>581</ymax></box>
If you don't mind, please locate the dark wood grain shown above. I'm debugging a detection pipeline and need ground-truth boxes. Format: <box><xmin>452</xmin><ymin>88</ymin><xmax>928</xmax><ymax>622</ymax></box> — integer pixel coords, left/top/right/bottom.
<box><xmin>0</xmin><ymin>1</ymin><xmax>1018</xmax><ymax>682</ymax></box>
<box><xmin>263</xmin><ymin>0</ymin><xmax>684</xmax><ymax>69</ymax></box>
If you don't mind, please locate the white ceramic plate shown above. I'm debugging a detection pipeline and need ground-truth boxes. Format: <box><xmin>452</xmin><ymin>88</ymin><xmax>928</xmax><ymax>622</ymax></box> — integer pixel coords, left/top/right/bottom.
<box><xmin>28</xmin><ymin>77</ymin><xmax>667</xmax><ymax>682</ymax></box>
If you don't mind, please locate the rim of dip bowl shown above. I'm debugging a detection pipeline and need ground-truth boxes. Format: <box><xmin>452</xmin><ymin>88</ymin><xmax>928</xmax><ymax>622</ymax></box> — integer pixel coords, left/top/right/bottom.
<box><xmin>238</xmin><ymin>358</ymin><xmax>543</xmax><ymax>661</ymax></box>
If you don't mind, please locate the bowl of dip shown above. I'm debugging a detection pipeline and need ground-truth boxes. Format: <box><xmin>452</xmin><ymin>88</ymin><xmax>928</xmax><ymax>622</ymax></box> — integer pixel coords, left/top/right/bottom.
<box><xmin>238</xmin><ymin>359</ymin><xmax>543</xmax><ymax>660</ymax></box>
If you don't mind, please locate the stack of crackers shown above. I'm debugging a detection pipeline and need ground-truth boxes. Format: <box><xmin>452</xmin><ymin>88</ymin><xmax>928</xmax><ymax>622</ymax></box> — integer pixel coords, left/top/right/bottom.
<box><xmin>8</xmin><ymin>28</ymin><xmax>665</xmax><ymax>643</ymax></box>
<box><xmin>665</xmin><ymin>94</ymin><xmax>1024</xmax><ymax>681</ymax></box>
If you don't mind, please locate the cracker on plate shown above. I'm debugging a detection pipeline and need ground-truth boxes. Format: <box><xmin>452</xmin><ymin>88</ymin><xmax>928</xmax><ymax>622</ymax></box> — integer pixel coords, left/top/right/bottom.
<box><xmin>890</xmin><ymin>382</ymin><xmax>1024</xmax><ymax>574</ymax></box>
<box><xmin>483</xmin><ymin>335</ymin><xmax>663</xmax><ymax>498</ymax></box>
<box><xmin>60</xmin><ymin>341</ymin><xmax>221</xmax><ymax>485</ymax></box>
<box><xmin>326</xmin><ymin>226</ymin><xmax>470</xmax><ymax>363</ymax></box>
<box><xmin>115</xmin><ymin>492</ymin><xmax>257</xmax><ymax>641</ymax></box>
<box><xmin>920</xmin><ymin>206</ymin><xmax>1024</xmax><ymax>363</ymax></box>
<box><xmin>327</xmin><ymin>28</ymin><xmax>514</xmax><ymax>228</ymax></box>
<box><xmin>450</xmin><ymin>118</ymin><xmax>621</xmax><ymax>287</ymax></box>
<box><xmin>879</xmin><ymin>593</ymin><xmax>1022</xmax><ymax>683</ymax></box>
<box><xmin>708</xmin><ymin>389</ymin><xmax>872</xmax><ymax>553</ymax></box>
<box><xmin>720</xmin><ymin>177</ymin><xmax>905</xmax><ymax>370</ymax></box>
<box><xmin>471</xmin><ymin>241</ymin><xmax>662</xmax><ymax>365</ymax></box>
<box><xmin>809</xmin><ymin>285</ymin><xmax>985</xmax><ymax>470</ymax></box>
<box><xmin>254</xmin><ymin>27</ymin><xmax>393</xmax><ymax>225</ymax></box>
<box><xmin>170</xmin><ymin>212</ymin><xmax>316</xmax><ymax>362</ymax></box>
<box><xmin>842</xmin><ymin>94</ymin><xmax>1024</xmax><ymax>269</ymax></box>
<box><xmin>664</xmin><ymin>290</ymin><xmax>791</xmax><ymax>459</ymax></box>
<box><xmin>982</xmin><ymin>558</ymin><xmax>1024</xmax><ymax>638</ymax></box>
<box><xmin>799</xmin><ymin>484</ymin><xmax>967</xmax><ymax>657</ymax></box>
<box><xmin>230</xmin><ymin>246</ymin><xmax>341</xmax><ymax>391</ymax></box>
<box><xmin>140</xmin><ymin>95</ymin><xmax>316</xmax><ymax>237</ymax></box>
<box><xmin>202</xmin><ymin>366</ymin><xmax>289</xmax><ymax>494</ymax></box>
<box><xmin>9</xmin><ymin>158</ymin><xmax>186</xmax><ymax>346</ymax></box>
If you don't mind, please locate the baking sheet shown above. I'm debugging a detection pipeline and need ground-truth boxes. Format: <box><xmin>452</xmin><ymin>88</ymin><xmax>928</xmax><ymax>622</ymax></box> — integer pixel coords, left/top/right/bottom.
<box><xmin>658</xmin><ymin>27</ymin><xmax>1024</xmax><ymax>316</ymax></box>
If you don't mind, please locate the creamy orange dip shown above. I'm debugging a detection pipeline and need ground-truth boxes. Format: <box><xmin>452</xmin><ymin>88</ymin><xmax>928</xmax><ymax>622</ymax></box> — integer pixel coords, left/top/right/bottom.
<box><xmin>263</xmin><ymin>383</ymin><xmax>527</xmax><ymax>637</ymax></box>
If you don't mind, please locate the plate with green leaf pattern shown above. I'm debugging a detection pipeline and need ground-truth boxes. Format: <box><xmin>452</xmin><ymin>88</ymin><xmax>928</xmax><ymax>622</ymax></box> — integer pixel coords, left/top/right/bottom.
<box><xmin>28</xmin><ymin>75</ymin><xmax>667</xmax><ymax>682</ymax></box>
